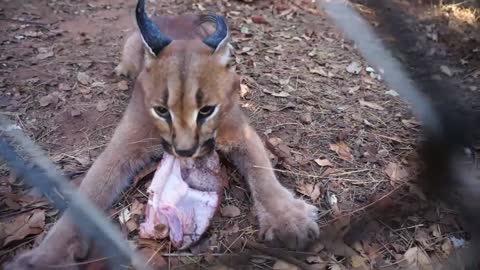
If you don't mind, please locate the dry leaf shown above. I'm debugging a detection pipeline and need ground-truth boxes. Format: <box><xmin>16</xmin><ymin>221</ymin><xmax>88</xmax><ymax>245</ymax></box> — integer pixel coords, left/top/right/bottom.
<box><xmin>240</xmin><ymin>83</ymin><xmax>250</xmax><ymax>98</ymax></box>
<box><xmin>385</xmin><ymin>162</ymin><xmax>409</xmax><ymax>181</ymax></box>
<box><xmin>429</xmin><ymin>224</ymin><xmax>441</xmax><ymax>238</ymax></box>
<box><xmin>309</xmin><ymin>67</ymin><xmax>328</xmax><ymax>77</ymax></box>
<box><xmin>348</xmin><ymin>86</ymin><xmax>360</xmax><ymax>94</ymax></box>
<box><xmin>330</xmin><ymin>264</ymin><xmax>345</xmax><ymax>270</ymax></box>
<box><xmin>272</xmin><ymin>91</ymin><xmax>290</xmax><ymax>97</ymax></box>
<box><xmin>385</xmin><ymin>89</ymin><xmax>399</xmax><ymax>96</ymax></box>
<box><xmin>220</xmin><ymin>205</ymin><xmax>241</xmax><ymax>218</ymax></box>
<box><xmin>92</xmin><ymin>81</ymin><xmax>106</xmax><ymax>88</ymax></box>
<box><xmin>251</xmin><ymin>16</ymin><xmax>268</xmax><ymax>24</ymax></box>
<box><xmin>440</xmin><ymin>65</ymin><xmax>453</xmax><ymax>77</ymax></box>
<box><xmin>314</xmin><ymin>158</ymin><xmax>333</xmax><ymax>167</ymax></box>
<box><xmin>36</xmin><ymin>47</ymin><xmax>54</xmax><ymax>60</ymax></box>
<box><xmin>273</xmin><ymin>260</ymin><xmax>298</xmax><ymax>270</ymax></box>
<box><xmin>359</xmin><ymin>99</ymin><xmax>384</xmax><ymax>110</ymax></box>
<box><xmin>96</xmin><ymin>100</ymin><xmax>109</xmax><ymax>112</ymax></box>
<box><xmin>329</xmin><ymin>142</ymin><xmax>354</xmax><ymax>161</ymax></box>
<box><xmin>24</xmin><ymin>31</ymin><xmax>42</xmax><ymax>37</ymax></box>
<box><xmin>126</xmin><ymin>219</ymin><xmax>138</xmax><ymax>232</ymax></box>
<box><xmin>414</xmin><ymin>230</ymin><xmax>431</xmax><ymax>249</ymax></box>
<box><xmin>130</xmin><ymin>199</ymin><xmax>144</xmax><ymax>216</ymax></box>
<box><xmin>402</xmin><ymin>119</ymin><xmax>420</xmax><ymax>128</ymax></box>
<box><xmin>296</xmin><ymin>182</ymin><xmax>322</xmax><ymax>202</ymax></box>
<box><xmin>3</xmin><ymin>210</ymin><xmax>45</xmax><ymax>247</ymax></box>
<box><xmin>440</xmin><ymin>239</ymin><xmax>453</xmax><ymax>256</ymax></box>
<box><xmin>306</xmin><ymin>256</ymin><xmax>324</xmax><ymax>264</ymax></box>
<box><xmin>267</xmin><ymin>137</ymin><xmax>283</xmax><ymax>147</ymax></box>
<box><xmin>351</xmin><ymin>254</ymin><xmax>368</xmax><ymax>268</ymax></box>
<box><xmin>404</xmin><ymin>247</ymin><xmax>433</xmax><ymax>270</ymax></box>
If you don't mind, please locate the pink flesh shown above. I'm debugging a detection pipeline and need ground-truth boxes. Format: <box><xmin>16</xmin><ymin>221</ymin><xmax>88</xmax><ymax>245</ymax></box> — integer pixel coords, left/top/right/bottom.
<box><xmin>139</xmin><ymin>152</ymin><xmax>223</xmax><ymax>249</ymax></box>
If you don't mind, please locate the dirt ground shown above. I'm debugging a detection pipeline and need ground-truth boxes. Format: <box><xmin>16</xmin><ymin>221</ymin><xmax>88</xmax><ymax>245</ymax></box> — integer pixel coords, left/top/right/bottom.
<box><xmin>1</xmin><ymin>0</ymin><xmax>479</xmax><ymax>269</ymax></box>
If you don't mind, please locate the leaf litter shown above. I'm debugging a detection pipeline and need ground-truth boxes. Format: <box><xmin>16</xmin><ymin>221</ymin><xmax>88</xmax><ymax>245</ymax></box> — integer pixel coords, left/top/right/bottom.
<box><xmin>2</xmin><ymin>210</ymin><xmax>45</xmax><ymax>247</ymax></box>
<box><xmin>0</xmin><ymin>0</ymin><xmax>471</xmax><ymax>268</ymax></box>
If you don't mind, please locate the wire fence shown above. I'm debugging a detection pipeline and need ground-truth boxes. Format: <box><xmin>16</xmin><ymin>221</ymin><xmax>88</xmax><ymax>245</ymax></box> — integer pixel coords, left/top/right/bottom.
<box><xmin>0</xmin><ymin>116</ymin><xmax>151</xmax><ymax>270</ymax></box>
<box><xmin>1</xmin><ymin>0</ymin><xmax>479</xmax><ymax>269</ymax></box>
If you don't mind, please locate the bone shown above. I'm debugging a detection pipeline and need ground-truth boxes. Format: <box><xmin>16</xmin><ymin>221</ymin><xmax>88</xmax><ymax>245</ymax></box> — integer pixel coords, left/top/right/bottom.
<box><xmin>139</xmin><ymin>152</ymin><xmax>225</xmax><ymax>250</ymax></box>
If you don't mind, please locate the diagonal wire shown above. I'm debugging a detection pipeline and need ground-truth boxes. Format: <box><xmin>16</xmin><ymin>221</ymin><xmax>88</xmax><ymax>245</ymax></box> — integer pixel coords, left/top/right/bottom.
<box><xmin>317</xmin><ymin>0</ymin><xmax>443</xmax><ymax>136</ymax></box>
<box><xmin>316</xmin><ymin>0</ymin><xmax>479</xmax><ymax>267</ymax></box>
<box><xmin>0</xmin><ymin>116</ymin><xmax>152</xmax><ymax>270</ymax></box>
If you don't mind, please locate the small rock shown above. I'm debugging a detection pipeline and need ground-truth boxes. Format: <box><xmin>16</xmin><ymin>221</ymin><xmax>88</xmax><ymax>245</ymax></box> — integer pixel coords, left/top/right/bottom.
<box><xmin>91</xmin><ymin>81</ymin><xmax>106</xmax><ymax>88</ymax></box>
<box><xmin>71</xmin><ymin>109</ymin><xmax>81</xmax><ymax>117</ymax></box>
<box><xmin>39</xmin><ymin>94</ymin><xmax>58</xmax><ymax>107</ymax></box>
<box><xmin>346</xmin><ymin>61</ymin><xmax>362</xmax><ymax>75</ymax></box>
<box><xmin>299</xmin><ymin>113</ymin><xmax>312</xmax><ymax>124</ymax></box>
<box><xmin>117</xmin><ymin>80</ymin><xmax>129</xmax><ymax>91</ymax></box>
<box><xmin>220</xmin><ymin>205</ymin><xmax>241</xmax><ymax>218</ymax></box>
<box><xmin>36</xmin><ymin>47</ymin><xmax>54</xmax><ymax>60</ymax></box>
<box><xmin>58</xmin><ymin>83</ymin><xmax>71</xmax><ymax>91</ymax></box>
<box><xmin>77</xmin><ymin>72</ymin><xmax>92</xmax><ymax>85</ymax></box>
<box><xmin>96</xmin><ymin>100</ymin><xmax>109</xmax><ymax>112</ymax></box>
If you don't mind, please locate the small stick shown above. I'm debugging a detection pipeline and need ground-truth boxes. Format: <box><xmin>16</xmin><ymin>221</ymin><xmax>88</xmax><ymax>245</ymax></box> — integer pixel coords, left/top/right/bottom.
<box><xmin>0</xmin><ymin>17</ymin><xmax>48</xmax><ymax>25</ymax></box>
<box><xmin>245</xmin><ymin>242</ymin><xmax>316</xmax><ymax>270</ymax></box>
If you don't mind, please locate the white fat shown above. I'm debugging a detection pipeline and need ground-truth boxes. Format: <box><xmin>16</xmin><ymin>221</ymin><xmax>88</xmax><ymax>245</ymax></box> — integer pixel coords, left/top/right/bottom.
<box><xmin>148</xmin><ymin>155</ymin><xmax>188</xmax><ymax>205</ymax></box>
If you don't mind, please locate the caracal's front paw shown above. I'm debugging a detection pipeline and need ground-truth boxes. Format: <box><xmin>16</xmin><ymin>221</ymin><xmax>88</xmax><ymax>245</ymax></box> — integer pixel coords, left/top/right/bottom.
<box><xmin>5</xmin><ymin>238</ymin><xmax>88</xmax><ymax>270</ymax></box>
<box><xmin>258</xmin><ymin>198</ymin><xmax>319</xmax><ymax>250</ymax></box>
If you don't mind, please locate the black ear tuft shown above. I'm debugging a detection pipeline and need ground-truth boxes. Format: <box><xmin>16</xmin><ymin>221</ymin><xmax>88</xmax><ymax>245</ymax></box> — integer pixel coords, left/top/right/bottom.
<box><xmin>200</xmin><ymin>14</ymin><xmax>229</xmax><ymax>52</ymax></box>
<box><xmin>135</xmin><ymin>0</ymin><xmax>172</xmax><ymax>56</ymax></box>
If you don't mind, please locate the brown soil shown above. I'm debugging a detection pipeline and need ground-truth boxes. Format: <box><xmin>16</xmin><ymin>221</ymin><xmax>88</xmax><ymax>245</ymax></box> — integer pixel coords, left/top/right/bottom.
<box><xmin>1</xmin><ymin>0</ymin><xmax>477</xmax><ymax>269</ymax></box>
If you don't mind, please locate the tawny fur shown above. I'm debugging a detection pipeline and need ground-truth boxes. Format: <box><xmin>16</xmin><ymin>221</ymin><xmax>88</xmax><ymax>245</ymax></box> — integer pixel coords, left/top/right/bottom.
<box><xmin>7</xmin><ymin>14</ymin><xmax>319</xmax><ymax>270</ymax></box>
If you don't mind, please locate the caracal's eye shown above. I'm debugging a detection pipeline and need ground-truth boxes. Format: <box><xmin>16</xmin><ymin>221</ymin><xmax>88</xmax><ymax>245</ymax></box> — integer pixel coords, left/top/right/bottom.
<box><xmin>153</xmin><ymin>106</ymin><xmax>170</xmax><ymax>118</ymax></box>
<box><xmin>198</xmin><ymin>105</ymin><xmax>216</xmax><ymax>119</ymax></box>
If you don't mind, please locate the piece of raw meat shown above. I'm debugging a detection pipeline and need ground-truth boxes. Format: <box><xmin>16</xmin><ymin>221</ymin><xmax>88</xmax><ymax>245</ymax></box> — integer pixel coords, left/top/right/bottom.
<box><xmin>139</xmin><ymin>152</ymin><xmax>225</xmax><ymax>250</ymax></box>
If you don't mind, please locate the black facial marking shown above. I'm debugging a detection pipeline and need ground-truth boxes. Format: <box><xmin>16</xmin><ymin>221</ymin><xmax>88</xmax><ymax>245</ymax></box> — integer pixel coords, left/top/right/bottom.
<box><xmin>196</xmin><ymin>89</ymin><xmax>204</xmax><ymax>108</ymax></box>
<box><xmin>161</xmin><ymin>139</ymin><xmax>173</xmax><ymax>155</ymax></box>
<box><xmin>201</xmin><ymin>138</ymin><xmax>216</xmax><ymax>155</ymax></box>
<box><xmin>163</xmin><ymin>89</ymin><xmax>169</xmax><ymax>106</ymax></box>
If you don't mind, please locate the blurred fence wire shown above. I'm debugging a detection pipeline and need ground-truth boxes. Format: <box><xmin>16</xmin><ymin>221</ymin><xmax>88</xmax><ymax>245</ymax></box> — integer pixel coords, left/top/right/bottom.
<box><xmin>316</xmin><ymin>0</ymin><xmax>479</xmax><ymax>268</ymax></box>
<box><xmin>0</xmin><ymin>116</ymin><xmax>151</xmax><ymax>270</ymax></box>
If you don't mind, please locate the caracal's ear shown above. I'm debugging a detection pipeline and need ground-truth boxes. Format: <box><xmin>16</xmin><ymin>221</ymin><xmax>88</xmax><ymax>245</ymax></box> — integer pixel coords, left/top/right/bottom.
<box><xmin>200</xmin><ymin>14</ymin><xmax>232</xmax><ymax>66</ymax></box>
<box><xmin>135</xmin><ymin>0</ymin><xmax>172</xmax><ymax>57</ymax></box>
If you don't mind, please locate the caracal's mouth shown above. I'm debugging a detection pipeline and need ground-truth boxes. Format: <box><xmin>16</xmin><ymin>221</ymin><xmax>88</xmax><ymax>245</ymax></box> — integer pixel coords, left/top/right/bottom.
<box><xmin>138</xmin><ymin>151</ymin><xmax>225</xmax><ymax>249</ymax></box>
